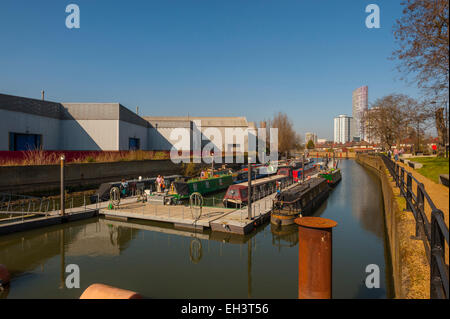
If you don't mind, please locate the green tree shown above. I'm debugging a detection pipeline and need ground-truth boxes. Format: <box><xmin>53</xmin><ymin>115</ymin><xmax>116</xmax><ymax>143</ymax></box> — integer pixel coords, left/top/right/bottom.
<box><xmin>306</xmin><ymin>140</ymin><xmax>315</xmax><ymax>150</ymax></box>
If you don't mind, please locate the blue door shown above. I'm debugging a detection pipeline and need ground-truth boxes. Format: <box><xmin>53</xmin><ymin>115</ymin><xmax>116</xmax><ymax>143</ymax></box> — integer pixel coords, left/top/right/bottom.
<box><xmin>10</xmin><ymin>133</ymin><xmax>42</xmax><ymax>151</ymax></box>
<box><xmin>129</xmin><ymin>138</ymin><xmax>140</xmax><ymax>150</ymax></box>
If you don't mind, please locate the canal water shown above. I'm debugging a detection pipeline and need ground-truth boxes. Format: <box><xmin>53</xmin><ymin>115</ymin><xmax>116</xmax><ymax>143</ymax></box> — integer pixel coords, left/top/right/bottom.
<box><xmin>0</xmin><ymin>160</ymin><xmax>393</xmax><ymax>299</ymax></box>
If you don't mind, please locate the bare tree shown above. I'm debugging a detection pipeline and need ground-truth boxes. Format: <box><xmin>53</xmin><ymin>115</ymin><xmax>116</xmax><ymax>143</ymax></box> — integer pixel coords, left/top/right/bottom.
<box><xmin>434</xmin><ymin>106</ymin><xmax>448</xmax><ymax>156</ymax></box>
<box><xmin>364</xmin><ymin>94</ymin><xmax>420</xmax><ymax>150</ymax></box>
<box><xmin>293</xmin><ymin>132</ymin><xmax>303</xmax><ymax>151</ymax></box>
<box><xmin>392</xmin><ymin>0</ymin><xmax>449</xmax><ymax>97</ymax></box>
<box><xmin>269</xmin><ymin>112</ymin><xmax>298</xmax><ymax>157</ymax></box>
<box><xmin>392</xmin><ymin>0</ymin><xmax>449</xmax><ymax>154</ymax></box>
<box><xmin>406</xmin><ymin>100</ymin><xmax>435</xmax><ymax>152</ymax></box>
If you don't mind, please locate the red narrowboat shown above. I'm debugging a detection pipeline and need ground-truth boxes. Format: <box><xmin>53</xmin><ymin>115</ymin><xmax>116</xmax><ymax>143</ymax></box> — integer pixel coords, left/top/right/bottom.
<box><xmin>223</xmin><ymin>174</ymin><xmax>291</xmax><ymax>208</ymax></box>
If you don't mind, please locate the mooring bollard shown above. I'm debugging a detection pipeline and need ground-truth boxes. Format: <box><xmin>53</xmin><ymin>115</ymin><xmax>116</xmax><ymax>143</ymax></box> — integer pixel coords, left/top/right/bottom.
<box><xmin>295</xmin><ymin>217</ymin><xmax>337</xmax><ymax>299</ymax></box>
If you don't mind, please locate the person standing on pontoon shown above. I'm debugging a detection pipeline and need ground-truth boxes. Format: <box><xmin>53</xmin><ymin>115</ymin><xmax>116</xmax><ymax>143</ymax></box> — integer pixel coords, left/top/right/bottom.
<box><xmin>160</xmin><ymin>176</ymin><xmax>166</xmax><ymax>192</ymax></box>
<box><xmin>120</xmin><ymin>179</ymin><xmax>129</xmax><ymax>197</ymax></box>
<box><xmin>156</xmin><ymin>175</ymin><xmax>162</xmax><ymax>193</ymax></box>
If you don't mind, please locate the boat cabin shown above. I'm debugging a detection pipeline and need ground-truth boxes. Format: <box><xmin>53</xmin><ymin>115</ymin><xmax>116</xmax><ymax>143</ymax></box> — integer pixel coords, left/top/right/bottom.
<box><xmin>223</xmin><ymin>174</ymin><xmax>291</xmax><ymax>207</ymax></box>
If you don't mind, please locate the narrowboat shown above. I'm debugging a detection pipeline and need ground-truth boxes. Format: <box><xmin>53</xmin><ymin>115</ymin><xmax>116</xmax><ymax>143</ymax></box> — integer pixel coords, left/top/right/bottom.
<box><xmin>292</xmin><ymin>163</ymin><xmax>317</xmax><ymax>182</ymax></box>
<box><xmin>236</xmin><ymin>163</ymin><xmax>277</xmax><ymax>182</ymax></box>
<box><xmin>90</xmin><ymin>175</ymin><xmax>183</xmax><ymax>203</ymax></box>
<box><xmin>276</xmin><ymin>166</ymin><xmax>293</xmax><ymax>178</ymax></box>
<box><xmin>168</xmin><ymin>174</ymin><xmax>234</xmax><ymax>200</ymax></box>
<box><xmin>233</xmin><ymin>170</ymin><xmax>258</xmax><ymax>184</ymax></box>
<box><xmin>319</xmin><ymin>168</ymin><xmax>342</xmax><ymax>187</ymax></box>
<box><xmin>271</xmin><ymin>177</ymin><xmax>330</xmax><ymax>226</ymax></box>
<box><xmin>277</xmin><ymin>161</ymin><xmax>317</xmax><ymax>183</ymax></box>
<box><xmin>223</xmin><ymin>174</ymin><xmax>291</xmax><ymax>208</ymax></box>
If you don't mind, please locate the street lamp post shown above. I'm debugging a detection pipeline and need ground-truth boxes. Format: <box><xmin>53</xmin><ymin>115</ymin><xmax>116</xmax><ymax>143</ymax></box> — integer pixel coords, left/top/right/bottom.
<box><xmin>210</xmin><ymin>151</ymin><xmax>214</xmax><ymax>177</ymax></box>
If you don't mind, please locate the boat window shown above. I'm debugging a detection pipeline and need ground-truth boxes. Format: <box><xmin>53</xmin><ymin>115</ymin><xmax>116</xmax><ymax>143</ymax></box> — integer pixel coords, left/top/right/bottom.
<box><xmin>240</xmin><ymin>189</ymin><xmax>248</xmax><ymax>198</ymax></box>
<box><xmin>227</xmin><ymin>189</ymin><xmax>236</xmax><ymax>197</ymax></box>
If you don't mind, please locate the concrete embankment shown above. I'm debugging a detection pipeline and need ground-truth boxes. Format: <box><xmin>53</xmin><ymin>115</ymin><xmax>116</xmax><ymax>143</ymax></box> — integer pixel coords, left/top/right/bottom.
<box><xmin>0</xmin><ymin>160</ymin><xmax>181</xmax><ymax>194</ymax></box>
<box><xmin>356</xmin><ymin>154</ymin><xmax>430</xmax><ymax>299</ymax></box>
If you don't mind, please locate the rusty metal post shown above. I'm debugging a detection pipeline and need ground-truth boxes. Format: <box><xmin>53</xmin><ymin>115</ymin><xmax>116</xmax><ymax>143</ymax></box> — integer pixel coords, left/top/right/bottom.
<box><xmin>248</xmin><ymin>160</ymin><xmax>252</xmax><ymax>220</ymax></box>
<box><xmin>295</xmin><ymin>217</ymin><xmax>337</xmax><ymax>299</ymax></box>
<box><xmin>247</xmin><ymin>237</ymin><xmax>252</xmax><ymax>298</ymax></box>
<box><xmin>60</xmin><ymin>155</ymin><xmax>65</xmax><ymax>217</ymax></box>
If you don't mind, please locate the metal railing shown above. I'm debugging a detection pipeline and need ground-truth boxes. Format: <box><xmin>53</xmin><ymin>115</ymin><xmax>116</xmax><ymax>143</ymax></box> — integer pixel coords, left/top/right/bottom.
<box><xmin>0</xmin><ymin>192</ymin><xmax>99</xmax><ymax>224</ymax></box>
<box><xmin>380</xmin><ymin>155</ymin><xmax>449</xmax><ymax>299</ymax></box>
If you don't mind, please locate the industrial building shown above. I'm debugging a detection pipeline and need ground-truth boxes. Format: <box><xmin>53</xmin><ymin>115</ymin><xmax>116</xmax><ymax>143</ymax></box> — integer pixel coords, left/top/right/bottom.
<box><xmin>144</xmin><ymin>116</ymin><xmax>253</xmax><ymax>153</ymax></box>
<box><xmin>0</xmin><ymin>93</ymin><xmax>255</xmax><ymax>152</ymax></box>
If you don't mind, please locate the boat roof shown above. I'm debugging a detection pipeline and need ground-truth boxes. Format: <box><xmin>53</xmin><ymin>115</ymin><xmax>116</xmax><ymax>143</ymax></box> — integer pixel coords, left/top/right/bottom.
<box><xmin>232</xmin><ymin>174</ymin><xmax>288</xmax><ymax>188</ymax></box>
<box><xmin>187</xmin><ymin>174</ymin><xmax>232</xmax><ymax>183</ymax></box>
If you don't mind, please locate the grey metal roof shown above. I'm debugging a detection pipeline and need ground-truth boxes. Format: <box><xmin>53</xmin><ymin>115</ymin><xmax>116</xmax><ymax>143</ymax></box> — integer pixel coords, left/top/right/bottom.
<box><xmin>0</xmin><ymin>94</ymin><xmax>147</xmax><ymax>127</ymax></box>
<box><xmin>0</xmin><ymin>94</ymin><xmax>248</xmax><ymax>129</ymax></box>
<box><xmin>62</xmin><ymin>103</ymin><xmax>148</xmax><ymax>127</ymax></box>
<box><xmin>144</xmin><ymin>116</ymin><xmax>248</xmax><ymax>127</ymax></box>
<box><xmin>0</xmin><ymin>93</ymin><xmax>64</xmax><ymax>119</ymax></box>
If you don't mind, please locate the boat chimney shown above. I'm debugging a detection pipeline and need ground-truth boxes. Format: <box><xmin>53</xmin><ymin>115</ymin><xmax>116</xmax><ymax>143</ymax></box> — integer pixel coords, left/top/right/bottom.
<box><xmin>41</xmin><ymin>90</ymin><xmax>45</xmax><ymax>101</ymax></box>
<box><xmin>136</xmin><ymin>106</ymin><xmax>139</xmax><ymax>115</ymax></box>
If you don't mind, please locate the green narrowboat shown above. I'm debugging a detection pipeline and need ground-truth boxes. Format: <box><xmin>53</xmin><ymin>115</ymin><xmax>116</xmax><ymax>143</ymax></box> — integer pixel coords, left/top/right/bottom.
<box><xmin>169</xmin><ymin>174</ymin><xmax>234</xmax><ymax>200</ymax></box>
<box><xmin>319</xmin><ymin>168</ymin><xmax>342</xmax><ymax>187</ymax></box>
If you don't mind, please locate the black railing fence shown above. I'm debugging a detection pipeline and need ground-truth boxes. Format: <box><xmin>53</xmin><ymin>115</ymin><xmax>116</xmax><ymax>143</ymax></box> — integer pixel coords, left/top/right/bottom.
<box><xmin>381</xmin><ymin>155</ymin><xmax>449</xmax><ymax>299</ymax></box>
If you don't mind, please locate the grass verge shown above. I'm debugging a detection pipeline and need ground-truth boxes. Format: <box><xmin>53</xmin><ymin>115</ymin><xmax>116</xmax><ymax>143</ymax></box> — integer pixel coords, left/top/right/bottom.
<box><xmin>410</xmin><ymin>157</ymin><xmax>449</xmax><ymax>184</ymax></box>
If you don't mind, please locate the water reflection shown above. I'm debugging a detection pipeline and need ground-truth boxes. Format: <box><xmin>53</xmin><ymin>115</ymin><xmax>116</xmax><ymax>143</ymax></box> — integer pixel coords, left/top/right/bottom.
<box><xmin>270</xmin><ymin>224</ymin><xmax>298</xmax><ymax>250</ymax></box>
<box><xmin>189</xmin><ymin>239</ymin><xmax>203</xmax><ymax>264</ymax></box>
<box><xmin>0</xmin><ymin>219</ymin><xmax>136</xmax><ymax>284</ymax></box>
<box><xmin>349</xmin><ymin>166</ymin><xmax>385</xmax><ymax>239</ymax></box>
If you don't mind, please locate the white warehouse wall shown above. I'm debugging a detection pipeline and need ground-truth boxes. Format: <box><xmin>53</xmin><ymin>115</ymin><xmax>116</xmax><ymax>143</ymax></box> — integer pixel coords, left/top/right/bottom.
<box><xmin>0</xmin><ymin>109</ymin><xmax>61</xmax><ymax>150</ymax></box>
<box><xmin>61</xmin><ymin>120</ymin><xmax>119</xmax><ymax>151</ymax></box>
<box><xmin>148</xmin><ymin>127</ymin><xmax>189</xmax><ymax>151</ymax></box>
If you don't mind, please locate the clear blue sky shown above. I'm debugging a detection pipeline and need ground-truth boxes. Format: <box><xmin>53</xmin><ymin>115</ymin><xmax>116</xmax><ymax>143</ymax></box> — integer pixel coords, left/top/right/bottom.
<box><xmin>0</xmin><ymin>0</ymin><xmax>421</xmax><ymax>140</ymax></box>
